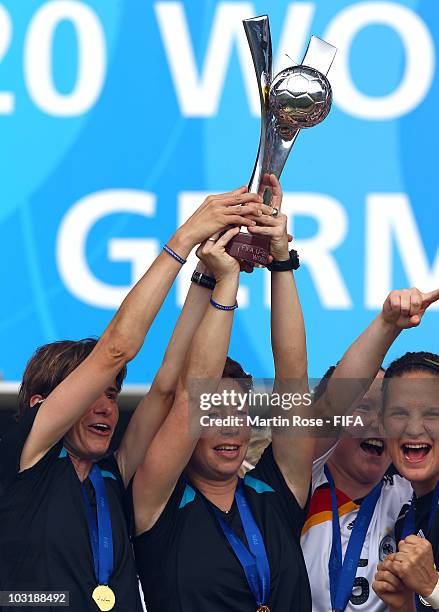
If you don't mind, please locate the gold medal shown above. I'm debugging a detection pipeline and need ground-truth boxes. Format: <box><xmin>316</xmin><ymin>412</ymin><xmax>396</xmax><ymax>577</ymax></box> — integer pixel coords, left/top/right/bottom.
<box><xmin>92</xmin><ymin>585</ymin><xmax>116</xmax><ymax>611</ymax></box>
<box><xmin>257</xmin><ymin>606</ymin><xmax>271</xmax><ymax>612</ymax></box>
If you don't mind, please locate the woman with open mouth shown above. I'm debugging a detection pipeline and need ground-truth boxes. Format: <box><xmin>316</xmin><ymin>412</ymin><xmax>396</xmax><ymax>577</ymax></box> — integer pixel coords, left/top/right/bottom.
<box><xmin>0</xmin><ymin>187</ymin><xmax>263</xmax><ymax>612</ymax></box>
<box><xmin>242</xmin><ymin>285</ymin><xmax>436</xmax><ymax>612</ymax></box>
<box><xmin>311</xmin><ymin>284</ymin><xmax>439</xmax><ymax>612</ymax></box>
<box><xmin>132</xmin><ymin>175</ymin><xmax>314</xmax><ymax>611</ymax></box>
<box><xmin>298</xmin><ymin>286</ymin><xmax>435</xmax><ymax>612</ymax></box>
<box><xmin>311</xmin><ymin>286</ymin><xmax>439</xmax><ymax>612</ymax></box>
<box><xmin>301</xmin><ymin>364</ymin><xmax>412</xmax><ymax>612</ymax></box>
<box><xmin>373</xmin><ymin>351</ymin><xmax>439</xmax><ymax>611</ymax></box>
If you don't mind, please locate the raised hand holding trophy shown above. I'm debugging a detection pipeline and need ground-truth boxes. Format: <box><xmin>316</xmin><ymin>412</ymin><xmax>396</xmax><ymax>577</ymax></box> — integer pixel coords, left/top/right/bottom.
<box><xmin>226</xmin><ymin>15</ymin><xmax>337</xmax><ymax>266</ymax></box>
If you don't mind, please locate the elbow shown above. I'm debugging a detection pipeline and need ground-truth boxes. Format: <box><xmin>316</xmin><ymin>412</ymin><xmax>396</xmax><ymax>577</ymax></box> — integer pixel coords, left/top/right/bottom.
<box><xmin>152</xmin><ymin>386</ymin><xmax>176</xmax><ymax>404</ymax></box>
<box><xmin>150</xmin><ymin>371</ymin><xmax>177</xmax><ymax>402</ymax></box>
<box><xmin>100</xmin><ymin>330</ymin><xmax>139</xmax><ymax>367</ymax></box>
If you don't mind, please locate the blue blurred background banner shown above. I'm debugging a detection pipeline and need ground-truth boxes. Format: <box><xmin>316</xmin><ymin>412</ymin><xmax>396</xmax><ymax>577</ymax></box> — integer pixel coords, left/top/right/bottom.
<box><xmin>1</xmin><ymin>0</ymin><xmax>438</xmax><ymax>384</ymax></box>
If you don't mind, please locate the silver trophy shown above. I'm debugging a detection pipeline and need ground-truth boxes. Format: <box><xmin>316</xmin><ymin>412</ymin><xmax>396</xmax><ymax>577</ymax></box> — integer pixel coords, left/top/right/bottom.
<box><xmin>226</xmin><ymin>15</ymin><xmax>337</xmax><ymax>266</ymax></box>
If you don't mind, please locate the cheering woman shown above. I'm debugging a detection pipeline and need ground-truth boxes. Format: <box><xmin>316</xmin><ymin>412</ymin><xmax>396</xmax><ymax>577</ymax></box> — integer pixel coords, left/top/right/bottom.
<box><xmin>133</xmin><ymin>176</ymin><xmax>314</xmax><ymax>611</ymax></box>
<box><xmin>307</xmin><ymin>287</ymin><xmax>438</xmax><ymax>612</ymax></box>
<box><xmin>373</xmin><ymin>349</ymin><xmax>439</xmax><ymax>612</ymax></box>
<box><xmin>299</xmin><ymin>285</ymin><xmax>439</xmax><ymax>612</ymax></box>
<box><xmin>0</xmin><ymin>187</ymin><xmax>262</xmax><ymax>612</ymax></box>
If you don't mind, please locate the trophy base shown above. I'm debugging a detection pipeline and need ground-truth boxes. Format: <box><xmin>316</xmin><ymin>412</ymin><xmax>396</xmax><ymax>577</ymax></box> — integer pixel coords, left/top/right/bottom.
<box><xmin>226</xmin><ymin>232</ymin><xmax>270</xmax><ymax>266</ymax></box>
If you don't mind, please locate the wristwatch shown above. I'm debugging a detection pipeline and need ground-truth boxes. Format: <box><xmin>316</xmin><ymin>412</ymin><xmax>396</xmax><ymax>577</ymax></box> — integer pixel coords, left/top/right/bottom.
<box><xmin>267</xmin><ymin>249</ymin><xmax>300</xmax><ymax>272</ymax></box>
<box><xmin>191</xmin><ymin>270</ymin><xmax>216</xmax><ymax>290</ymax></box>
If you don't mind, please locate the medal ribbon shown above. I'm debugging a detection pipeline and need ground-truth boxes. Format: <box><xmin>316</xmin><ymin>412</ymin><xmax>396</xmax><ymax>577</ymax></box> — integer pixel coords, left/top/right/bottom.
<box><xmin>400</xmin><ymin>483</ymin><xmax>439</xmax><ymax>612</ymax></box>
<box><xmin>324</xmin><ymin>465</ymin><xmax>383</xmax><ymax>612</ymax></box>
<box><xmin>212</xmin><ymin>479</ymin><xmax>270</xmax><ymax>608</ymax></box>
<box><xmin>82</xmin><ymin>464</ymin><xmax>114</xmax><ymax>586</ymax></box>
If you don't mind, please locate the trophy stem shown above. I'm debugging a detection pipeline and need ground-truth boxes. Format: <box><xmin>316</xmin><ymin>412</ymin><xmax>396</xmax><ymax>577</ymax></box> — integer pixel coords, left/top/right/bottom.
<box><xmin>226</xmin><ymin>18</ymin><xmax>336</xmax><ymax>268</ymax></box>
<box><xmin>226</xmin><ymin>15</ymin><xmax>273</xmax><ymax>266</ymax></box>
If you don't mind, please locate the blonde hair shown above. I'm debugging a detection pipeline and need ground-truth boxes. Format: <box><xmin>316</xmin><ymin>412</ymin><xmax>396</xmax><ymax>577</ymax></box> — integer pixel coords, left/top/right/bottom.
<box><xmin>239</xmin><ymin>429</ymin><xmax>271</xmax><ymax>476</ymax></box>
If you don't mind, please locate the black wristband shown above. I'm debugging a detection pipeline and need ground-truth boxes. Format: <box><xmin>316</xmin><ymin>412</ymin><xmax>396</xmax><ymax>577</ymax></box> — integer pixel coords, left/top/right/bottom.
<box><xmin>267</xmin><ymin>249</ymin><xmax>300</xmax><ymax>272</ymax></box>
<box><xmin>191</xmin><ymin>271</ymin><xmax>216</xmax><ymax>290</ymax></box>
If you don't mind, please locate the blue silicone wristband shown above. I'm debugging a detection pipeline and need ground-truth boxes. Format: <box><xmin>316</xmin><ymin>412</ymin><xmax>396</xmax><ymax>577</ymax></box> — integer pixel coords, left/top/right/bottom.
<box><xmin>163</xmin><ymin>244</ymin><xmax>187</xmax><ymax>265</ymax></box>
<box><xmin>209</xmin><ymin>297</ymin><xmax>238</xmax><ymax>311</ymax></box>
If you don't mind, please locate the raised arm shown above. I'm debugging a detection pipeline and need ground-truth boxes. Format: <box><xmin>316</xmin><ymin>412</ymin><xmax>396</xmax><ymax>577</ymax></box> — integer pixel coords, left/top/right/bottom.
<box><xmin>313</xmin><ymin>287</ymin><xmax>439</xmax><ymax>459</ymax></box>
<box><xmin>116</xmin><ymin>260</ymin><xmax>213</xmax><ymax>485</ymax></box>
<box><xmin>248</xmin><ymin>174</ymin><xmax>311</xmax><ymax>507</ymax></box>
<box><xmin>21</xmin><ymin>189</ymin><xmax>262</xmax><ymax>471</ymax></box>
<box><xmin>133</xmin><ymin>228</ymin><xmax>240</xmax><ymax>535</ymax></box>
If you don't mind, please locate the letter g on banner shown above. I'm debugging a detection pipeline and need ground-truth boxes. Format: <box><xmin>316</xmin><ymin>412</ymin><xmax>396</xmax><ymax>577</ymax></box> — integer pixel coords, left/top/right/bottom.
<box><xmin>325</xmin><ymin>1</ymin><xmax>435</xmax><ymax>120</ymax></box>
<box><xmin>56</xmin><ymin>190</ymin><xmax>158</xmax><ymax>309</ymax></box>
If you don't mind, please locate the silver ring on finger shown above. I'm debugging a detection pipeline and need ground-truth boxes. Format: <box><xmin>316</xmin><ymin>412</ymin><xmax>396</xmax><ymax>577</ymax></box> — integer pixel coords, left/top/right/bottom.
<box><xmin>270</xmin><ymin>207</ymin><xmax>279</xmax><ymax>218</ymax></box>
<box><xmin>207</xmin><ymin>237</ymin><xmax>217</xmax><ymax>242</ymax></box>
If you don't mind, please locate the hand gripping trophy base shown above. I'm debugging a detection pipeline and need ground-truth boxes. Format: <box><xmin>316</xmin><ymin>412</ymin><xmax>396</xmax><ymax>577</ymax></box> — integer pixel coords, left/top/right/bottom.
<box><xmin>226</xmin><ymin>231</ymin><xmax>271</xmax><ymax>266</ymax></box>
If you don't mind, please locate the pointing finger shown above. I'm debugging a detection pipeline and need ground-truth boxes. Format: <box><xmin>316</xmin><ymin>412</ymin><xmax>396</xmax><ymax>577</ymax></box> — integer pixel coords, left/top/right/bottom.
<box><xmin>422</xmin><ymin>288</ymin><xmax>439</xmax><ymax>307</ymax></box>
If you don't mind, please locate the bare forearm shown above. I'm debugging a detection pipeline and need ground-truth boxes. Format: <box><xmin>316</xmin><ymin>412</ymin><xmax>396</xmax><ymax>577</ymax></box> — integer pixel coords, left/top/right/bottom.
<box><xmin>106</xmin><ymin>229</ymin><xmax>194</xmax><ymax>362</ymax></box>
<box><xmin>332</xmin><ymin>313</ymin><xmax>400</xmax><ymax>380</ymax></box>
<box><xmin>319</xmin><ymin>313</ymin><xmax>400</xmax><ymax>418</ymax></box>
<box><xmin>184</xmin><ymin>275</ymin><xmax>239</xmax><ymax>384</ymax></box>
<box><xmin>154</xmin><ymin>261</ymin><xmax>212</xmax><ymax>394</ymax></box>
<box><xmin>271</xmin><ymin>271</ymin><xmax>307</xmax><ymax>380</ymax></box>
